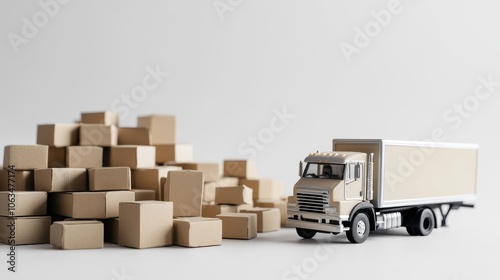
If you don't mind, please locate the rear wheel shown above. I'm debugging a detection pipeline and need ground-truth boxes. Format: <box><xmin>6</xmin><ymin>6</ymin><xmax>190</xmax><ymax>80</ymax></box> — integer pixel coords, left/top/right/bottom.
<box><xmin>414</xmin><ymin>208</ymin><xmax>435</xmax><ymax>236</ymax></box>
<box><xmin>406</xmin><ymin>226</ymin><xmax>419</xmax><ymax>236</ymax></box>
<box><xmin>346</xmin><ymin>213</ymin><xmax>370</xmax><ymax>244</ymax></box>
<box><xmin>296</xmin><ymin>228</ymin><xmax>317</xmax><ymax>239</ymax></box>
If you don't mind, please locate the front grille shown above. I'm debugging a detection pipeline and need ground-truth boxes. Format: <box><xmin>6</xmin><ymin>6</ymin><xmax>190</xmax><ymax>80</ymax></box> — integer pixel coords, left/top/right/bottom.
<box><xmin>296</xmin><ymin>189</ymin><xmax>328</xmax><ymax>214</ymax></box>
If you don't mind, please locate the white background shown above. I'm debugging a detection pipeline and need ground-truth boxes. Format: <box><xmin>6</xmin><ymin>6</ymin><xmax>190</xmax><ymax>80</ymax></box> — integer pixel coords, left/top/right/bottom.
<box><xmin>1</xmin><ymin>0</ymin><xmax>499</xmax><ymax>279</ymax></box>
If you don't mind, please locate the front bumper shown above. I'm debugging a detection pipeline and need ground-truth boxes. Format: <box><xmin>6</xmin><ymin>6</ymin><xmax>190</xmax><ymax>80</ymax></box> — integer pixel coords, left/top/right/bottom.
<box><xmin>287</xmin><ymin>211</ymin><xmax>348</xmax><ymax>233</ymax></box>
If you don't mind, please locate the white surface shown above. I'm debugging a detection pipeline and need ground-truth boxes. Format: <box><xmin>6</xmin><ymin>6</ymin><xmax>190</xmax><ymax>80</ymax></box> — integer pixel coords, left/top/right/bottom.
<box><xmin>1</xmin><ymin>0</ymin><xmax>500</xmax><ymax>279</ymax></box>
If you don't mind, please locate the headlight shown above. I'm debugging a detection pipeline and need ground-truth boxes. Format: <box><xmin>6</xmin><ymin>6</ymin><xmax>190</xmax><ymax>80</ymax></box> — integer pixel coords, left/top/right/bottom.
<box><xmin>324</xmin><ymin>206</ymin><xmax>337</xmax><ymax>215</ymax></box>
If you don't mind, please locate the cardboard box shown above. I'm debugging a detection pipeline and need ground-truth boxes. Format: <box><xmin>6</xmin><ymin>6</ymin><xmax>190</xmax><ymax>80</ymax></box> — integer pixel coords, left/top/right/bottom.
<box><xmin>48</xmin><ymin>147</ymin><xmax>66</xmax><ymax>167</ymax></box>
<box><xmin>81</xmin><ymin>111</ymin><xmax>119</xmax><ymax>126</ymax></box>
<box><xmin>103</xmin><ymin>218</ymin><xmax>119</xmax><ymax>244</ymax></box>
<box><xmin>4</xmin><ymin>145</ymin><xmax>48</xmax><ymax>170</ymax></box>
<box><xmin>173</xmin><ymin>217</ymin><xmax>222</xmax><ymax>247</ymax></box>
<box><xmin>49</xmin><ymin>191</ymin><xmax>134</xmax><ymax>219</ymax></box>
<box><xmin>0</xmin><ymin>170</ymin><xmax>34</xmax><ymax>191</ymax></box>
<box><xmin>175</xmin><ymin>163</ymin><xmax>220</xmax><ymax>182</ymax></box>
<box><xmin>119</xmin><ymin>201</ymin><xmax>173</xmax><ymax>249</ymax></box>
<box><xmin>216</xmin><ymin>213</ymin><xmax>257</xmax><ymax>240</ymax></box>
<box><xmin>214</xmin><ymin>185</ymin><xmax>253</xmax><ymax>205</ymax></box>
<box><xmin>138</xmin><ymin>115</ymin><xmax>176</xmax><ymax>145</ymax></box>
<box><xmin>240</xmin><ymin>179</ymin><xmax>284</xmax><ymax>201</ymax></box>
<box><xmin>50</xmin><ymin>220</ymin><xmax>104</xmax><ymax>249</ymax></box>
<box><xmin>66</xmin><ymin>146</ymin><xmax>103</xmax><ymax>168</ymax></box>
<box><xmin>80</xmin><ymin>124</ymin><xmax>118</xmax><ymax>146</ymax></box>
<box><xmin>223</xmin><ymin>160</ymin><xmax>259</xmax><ymax>179</ymax></box>
<box><xmin>203</xmin><ymin>177</ymin><xmax>239</xmax><ymax>203</ymax></box>
<box><xmin>240</xmin><ymin>207</ymin><xmax>280</xmax><ymax>232</ymax></box>
<box><xmin>0</xmin><ymin>216</ymin><xmax>51</xmax><ymax>245</ymax></box>
<box><xmin>130</xmin><ymin>189</ymin><xmax>156</xmax><ymax>201</ymax></box>
<box><xmin>155</xmin><ymin>143</ymin><xmax>193</xmax><ymax>163</ymax></box>
<box><xmin>132</xmin><ymin>166</ymin><xmax>181</xmax><ymax>200</ymax></box>
<box><xmin>163</xmin><ymin>170</ymin><xmax>204</xmax><ymax>217</ymax></box>
<box><xmin>110</xmin><ymin>145</ymin><xmax>155</xmax><ymax>169</ymax></box>
<box><xmin>0</xmin><ymin>191</ymin><xmax>47</xmax><ymax>216</ymax></box>
<box><xmin>88</xmin><ymin>167</ymin><xmax>131</xmax><ymax>191</ymax></box>
<box><xmin>255</xmin><ymin>199</ymin><xmax>288</xmax><ymax>226</ymax></box>
<box><xmin>37</xmin><ymin>124</ymin><xmax>80</xmax><ymax>147</ymax></box>
<box><xmin>34</xmin><ymin>168</ymin><xmax>87</xmax><ymax>193</ymax></box>
<box><xmin>202</xmin><ymin>204</ymin><xmax>237</xmax><ymax>218</ymax></box>
<box><xmin>118</xmin><ymin>127</ymin><xmax>151</xmax><ymax>145</ymax></box>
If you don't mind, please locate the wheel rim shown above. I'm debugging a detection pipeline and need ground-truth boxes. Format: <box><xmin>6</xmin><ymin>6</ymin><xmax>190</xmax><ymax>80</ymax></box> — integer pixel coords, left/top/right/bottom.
<box><xmin>356</xmin><ymin>220</ymin><xmax>366</xmax><ymax>236</ymax></box>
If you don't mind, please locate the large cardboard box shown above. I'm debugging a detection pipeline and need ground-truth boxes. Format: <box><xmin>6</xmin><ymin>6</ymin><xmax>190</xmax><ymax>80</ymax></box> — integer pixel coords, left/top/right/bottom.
<box><xmin>255</xmin><ymin>199</ymin><xmax>288</xmax><ymax>226</ymax></box>
<box><xmin>173</xmin><ymin>217</ymin><xmax>222</xmax><ymax>247</ymax></box>
<box><xmin>80</xmin><ymin>124</ymin><xmax>118</xmax><ymax>146</ymax></box>
<box><xmin>214</xmin><ymin>185</ymin><xmax>253</xmax><ymax>206</ymax></box>
<box><xmin>216</xmin><ymin>213</ymin><xmax>257</xmax><ymax>240</ymax></box>
<box><xmin>203</xmin><ymin>177</ymin><xmax>239</xmax><ymax>203</ymax></box>
<box><xmin>155</xmin><ymin>144</ymin><xmax>193</xmax><ymax>163</ymax></box>
<box><xmin>50</xmin><ymin>220</ymin><xmax>104</xmax><ymax>249</ymax></box>
<box><xmin>81</xmin><ymin>111</ymin><xmax>119</xmax><ymax>126</ymax></box>
<box><xmin>4</xmin><ymin>145</ymin><xmax>48</xmax><ymax>170</ymax></box>
<box><xmin>0</xmin><ymin>170</ymin><xmax>34</xmax><ymax>191</ymax></box>
<box><xmin>110</xmin><ymin>145</ymin><xmax>155</xmax><ymax>169</ymax></box>
<box><xmin>0</xmin><ymin>216</ymin><xmax>51</xmax><ymax>245</ymax></box>
<box><xmin>0</xmin><ymin>191</ymin><xmax>47</xmax><ymax>216</ymax></box>
<box><xmin>202</xmin><ymin>204</ymin><xmax>237</xmax><ymax>218</ymax></box>
<box><xmin>48</xmin><ymin>147</ymin><xmax>66</xmax><ymax>167</ymax></box>
<box><xmin>175</xmin><ymin>163</ymin><xmax>220</xmax><ymax>182</ymax></box>
<box><xmin>34</xmin><ymin>168</ymin><xmax>87</xmax><ymax>193</ymax></box>
<box><xmin>88</xmin><ymin>167</ymin><xmax>131</xmax><ymax>191</ymax></box>
<box><xmin>49</xmin><ymin>191</ymin><xmax>134</xmax><ymax>219</ymax></box>
<box><xmin>240</xmin><ymin>207</ymin><xmax>280</xmax><ymax>232</ymax></box>
<box><xmin>223</xmin><ymin>160</ymin><xmax>259</xmax><ymax>179</ymax></box>
<box><xmin>132</xmin><ymin>166</ymin><xmax>181</xmax><ymax>200</ymax></box>
<box><xmin>66</xmin><ymin>146</ymin><xmax>103</xmax><ymax>168</ymax></box>
<box><xmin>118</xmin><ymin>127</ymin><xmax>151</xmax><ymax>145</ymax></box>
<box><xmin>138</xmin><ymin>115</ymin><xmax>176</xmax><ymax>145</ymax></box>
<box><xmin>239</xmin><ymin>179</ymin><xmax>284</xmax><ymax>201</ymax></box>
<box><xmin>130</xmin><ymin>189</ymin><xmax>156</xmax><ymax>201</ymax></box>
<box><xmin>119</xmin><ymin>201</ymin><xmax>173</xmax><ymax>249</ymax></box>
<box><xmin>37</xmin><ymin>124</ymin><xmax>80</xmax><ymax>147</ymax></box>
<box><xmin>163</xmin><ymin>170</ymin><xmax>204</xmax><ymax>217</ymax></box>
<box><xmin>103</xmin><ymin>218</ymin><xmax>119</xmax><ymax>244</ymax></box>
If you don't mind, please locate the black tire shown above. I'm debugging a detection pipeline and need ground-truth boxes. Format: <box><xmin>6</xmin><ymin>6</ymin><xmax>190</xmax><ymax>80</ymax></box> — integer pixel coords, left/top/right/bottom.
<box><xmin>346</xmin><ymin>213</ymin><xmax>370</xmax><ymax>244</ymax></box>
<box><xmin>296</xmin><ymin>228</ymin><xmax>317</xmax><ymax>239</ymax></box>
<box><xmin>414</xmin><ymin>208</ymin><xmax>435</xmax><ymax>236</ymax></box>
<box><xmin>406</xmin><ymin>226</ymin><xmax>419</xmax><ymax>236</ymax></box>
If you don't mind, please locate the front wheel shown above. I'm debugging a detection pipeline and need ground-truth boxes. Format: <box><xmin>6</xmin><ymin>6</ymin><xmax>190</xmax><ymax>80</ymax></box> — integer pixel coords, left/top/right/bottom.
<box><xmin>296</xmin><ymin>228</ymin><xmax>317</xmax><ymax>239</ymax></box>
<box><xmin>346</xmin><ymin>213</ymin><xmax>370</xmax><ymax>244</ymax></box>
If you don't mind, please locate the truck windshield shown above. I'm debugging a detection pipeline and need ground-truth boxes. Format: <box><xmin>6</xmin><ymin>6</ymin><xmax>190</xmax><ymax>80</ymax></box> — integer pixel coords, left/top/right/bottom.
<box><xmin>303</xmin><ymin>163</ymin><xmax>345</xmax><ymax>179</ymax></box>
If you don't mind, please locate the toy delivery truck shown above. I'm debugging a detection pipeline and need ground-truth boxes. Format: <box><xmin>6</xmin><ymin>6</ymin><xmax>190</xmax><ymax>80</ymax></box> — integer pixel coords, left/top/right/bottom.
<box><xmin>287</xmin><ymin>139</ymin><xmax>478</xmax><ymax>243</ymax></box>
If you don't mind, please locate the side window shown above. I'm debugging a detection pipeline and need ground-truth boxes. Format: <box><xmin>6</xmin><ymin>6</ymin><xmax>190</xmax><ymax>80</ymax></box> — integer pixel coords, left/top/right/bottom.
<box><xmin>347</xmin><ymin>163</ymin><xmax>362</xmax><ymax>182</ymax></box>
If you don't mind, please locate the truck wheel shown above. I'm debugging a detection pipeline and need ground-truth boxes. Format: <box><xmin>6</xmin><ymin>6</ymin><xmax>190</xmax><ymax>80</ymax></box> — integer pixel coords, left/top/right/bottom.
<box><xmin>406</xmin><ymin>226</ymin><xmax>419</xmax><ymax>236</ymax></box>
<box><xmin>414</xmin><ymin>208</ymin><xmax>435</xmax><ymax>236</ymax></box>
<box><xmin>296</xmin><ymin>228</ymin><xmax>317</xmax><ymax>239</ymax></box>
<box><xmin>346</xmin><ymin>213</ymin><xmax>370</xmax><ymax>244</ymax></box>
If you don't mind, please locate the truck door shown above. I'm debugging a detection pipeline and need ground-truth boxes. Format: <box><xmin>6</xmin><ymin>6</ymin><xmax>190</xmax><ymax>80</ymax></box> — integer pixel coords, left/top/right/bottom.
<box><xmin>345</xmin><ymin>162</ymin><xmax>363</xmax><ymax>200</ymax></box>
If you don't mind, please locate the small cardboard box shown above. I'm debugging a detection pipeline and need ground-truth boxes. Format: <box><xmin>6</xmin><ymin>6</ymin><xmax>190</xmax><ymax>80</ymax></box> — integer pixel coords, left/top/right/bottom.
<box><xmin>240</xmin><ymin>179</ymin><xmax>284</xmax><ymax>201</ymax></box>
<box><xmin>81</xmin><ymin>111</ymin><xmax>119</xmax><ymax>126</ymax></box>
<box><xmin>216</xmin><ymin>213</ymin><xmax>257</xmax><ymax>240</ymax></box>
<box><xmin>49</xmin><ymin>191</ymin><xmax>134</xmax><ymax>219</ymax></box>
<box><xmin>215</xmin><ymin>185</ymin><xmax>253</xmax><ymax>205</ymax></box>
<box><xmin>103</xmin><ymin>218</ymin><xmax>119</xmax><ymax>244</ymax></box>
<box><xmin>4</xmin><ymin>145</ymin><xmax>48</xmax><ymax>170</ymax></box>
<box><xmin>132</xmin><ymin>166</ymin><xmax>181</xmax><ymax>200</ymax></box>
<box><xmin>138</xmin><ymin>115</ymin><xmax>176</xmax><ymax>145</ymax></box>
<box><xmin>240</xmin><ymin>207</ymin><xmax>280</xmax><ymax>232</ymax></box>
<box><xmin>88</xmin><ymin>167</ymin><xmax>131</xmax><ymax>191</ymax></box>
<box><xmin>66</xmin><ymin>146</ymin><xmax>103</xmax><ymax>168</ymax></box>
<box><xmin>155</xmin><ymin>143</ymin><xmax>193</xmax><ymax>163</ymax></box>
<box><xmin>202</xmin><ymin>204</ymin><xmax>237</xmax><ymax>218</ymax></box>
<box><xmin>173</xmin><ymin>217</ymin><xmax>222</xmax><ymax>247</ymax></box>
<box><xmin>80</xmin><ymin>124</ymin><xmax>118</xmax><ymax>146</ymax></box>
<box><xmin>163</xmin><ymin>170</ymin><xmax>204</xmax><ymax>217</ymax></box>
<box><xmin>130</xmin><ymin>189</ymin><xmax>156</xmax><ymax>201</ymax></box>
<box><xmin>0</xmin><ymin>216</ymin><xmax>51</xmax><ymax>245</ymax></box>
<box><xmin>256</xmin><ymin>199</ymin><xmax>288</xmax><ymax>226</ymax></box>
<box><xmin>50</xmin><ymin>220</ymin><xmax>104</xmax><ymax>249</ymax></box>
<box><xmin>48</xmin><ymin>147</ymin><xmax>66</xmax><ymax>167</ymax></box>
<box><xmin>203</xmin><ymin>177</ymin><xmax>239</xmax><ymax>203</ymax></box>
<box><xmin>0</xmin><ymin>169</ymin><xmax>34</xmax><ymax>191</ymax></box>
<box><xmin>37</xmin><ymin>124</ymin><xmax>80</xmax><ymax>147</ymax></box>
<box><xmin>223</xmin><ymin>160</ymin><xmax>259</xmax><ymax>179</ymax></box>
<box><xmin>110</xmin><ymin>145</ymin><xmax>155</xmax><ymax>169</ymax></box>
<box><xmin>176</xmin><ymin>163</ymin><xmax>220</xmax><ymax>182</ymax></box>
<box><xmin>119</xmin><ymin>201</ymin><xmax>173</xmax><ymax>249</ymax></box>
<box><xmin>118</xmin><ymin>127</ymin><xmax>151</xmax><ymax>145</ymax></box>
<box><xmin>34</xmin><ymin>168</ymin><xmax>87</xmax><ymax>193</ymax></box>
<box><xmin>0</xmin><ymin>191</ymin><xmax>47</xmax><ymax>216</ymax></box>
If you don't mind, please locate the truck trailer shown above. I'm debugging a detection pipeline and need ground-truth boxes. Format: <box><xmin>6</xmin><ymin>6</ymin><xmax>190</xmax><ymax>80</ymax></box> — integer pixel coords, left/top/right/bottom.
<box><xmin>287</xmin><ymin>139</ymin><xmax>478</xmax><ymax>243</ymax></box>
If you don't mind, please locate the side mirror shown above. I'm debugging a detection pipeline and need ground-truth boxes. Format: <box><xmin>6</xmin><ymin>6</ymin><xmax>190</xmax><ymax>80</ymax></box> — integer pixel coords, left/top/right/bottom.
<box><xmin>299</xmin><ymin>161</ymin><xmax>303</xmax><ymax>177</ymax></box>
<box><xmin>354</xmin><ymin>163</ymin><xmax>361</xmax><ymax>180</ymax></box>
